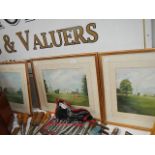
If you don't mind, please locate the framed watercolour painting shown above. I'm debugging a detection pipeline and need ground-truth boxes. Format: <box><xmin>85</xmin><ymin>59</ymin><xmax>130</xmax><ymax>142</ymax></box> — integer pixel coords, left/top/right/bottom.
<box><xmin>32</xmin><ymin>53</ymin><xmax>102</xmax><ymax>119</ymax></box>
<box><xmin>0</xmin><ymin>62</ymin><xmax>32</xmax><ymax>114</ymax></box>
<box><xmin>99</xmin><ymin>49</ymin><xmax>155</xmax><ymax>130</ymax></box>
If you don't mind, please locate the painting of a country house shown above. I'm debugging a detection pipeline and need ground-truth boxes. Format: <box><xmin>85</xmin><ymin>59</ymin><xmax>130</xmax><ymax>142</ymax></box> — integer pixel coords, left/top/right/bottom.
<box><xmin>0</xmin><ymin>72</ymin><xmax>24</xmax><ymax>104</ymax></box>
<box><xmin>42</xmin><ymin>68</ymin><xmax>89</xmax><ymax>107</ymax></box>
<box><xmin>116</xmin><ymin>68</ymin><xmax>155</xmax><ymax>116</ymax></box>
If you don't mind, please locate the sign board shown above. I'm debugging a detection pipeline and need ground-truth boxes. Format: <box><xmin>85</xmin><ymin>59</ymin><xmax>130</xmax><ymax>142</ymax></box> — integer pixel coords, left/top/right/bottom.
<box><xmin>0</xmin><ymin>19</ymin><xmax>146</xmax><ymax>61</ymax></box>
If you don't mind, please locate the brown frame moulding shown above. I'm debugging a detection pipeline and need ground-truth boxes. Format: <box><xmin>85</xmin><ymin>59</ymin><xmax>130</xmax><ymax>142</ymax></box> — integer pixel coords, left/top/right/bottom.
<box><xmin>98</xmin><ymin>48</ymin><xmax>155</xmax><ymax>131</ymax></box>
<box><xmin>0</xmin><ymin>60</ymin><xmax>32</xmax><ymax>115</ymax></box>
<box><xmin>30</xmin><ymin>52</ymin><xmax>104</xmax><ymax>122</ymax></box>
<box><xmin>1</xmin><ymin>48</ymin><xmax>154</xmax><ymax>131</ymax></box>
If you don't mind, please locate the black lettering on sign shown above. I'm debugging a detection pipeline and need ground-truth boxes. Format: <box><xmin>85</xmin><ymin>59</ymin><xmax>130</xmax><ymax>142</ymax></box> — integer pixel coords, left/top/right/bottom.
<box><xmin>4</xmin><ymin>19</ymin><xmax>20</xmax><ymax>26</ymax></box>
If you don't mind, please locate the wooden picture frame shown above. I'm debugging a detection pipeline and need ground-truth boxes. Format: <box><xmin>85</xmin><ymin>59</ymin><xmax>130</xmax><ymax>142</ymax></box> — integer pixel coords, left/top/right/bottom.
<box><xmin>150</xmin><ymin>123</ymin><xmax>155</xmax><ymax>135</ymax></box>
<box><xmin>27</xmin><ymin>61</ymin><xmax>40</xmax><ymax>109</ymax></box>
<box><xmin>31</xmin><ymin>53</ymin><xmax>103</xmax><ymax>120</ymax></box>
<box><xmin>0</xmin><ymin>61</ymin><xmax>32</xmax><ymax>114</ymax></box>
<box><xmin>99</xmin><ymin>48</ymin><xmax>155</xmax><ymax>131</ymax></box>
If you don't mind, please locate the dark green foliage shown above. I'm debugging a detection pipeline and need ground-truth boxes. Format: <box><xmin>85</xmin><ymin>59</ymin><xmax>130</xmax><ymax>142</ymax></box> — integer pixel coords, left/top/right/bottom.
<box><xmin>117</xmin><ymin>88</ymin><xmax>120</xmax><ymax>94</ymax></box>
<box><xmin>120</xmin><ymin>79</ymin><xmax>133</xmax><ymax>95</ymax></box>
<box><xmin>44</xmin><ymin>80</ymin><xmax>48</xmax><ymax>93</ymax></box>
<box><xmin>6</xmin><ymin>92</ymin><xmax>24</xmax><ymax>104</ymax></box>
<box><xmin>17</xmin><ymin>88</ymin><xmax>23</xmax><ymax>95</ymax></box>
<box><xmin>82</xmin><ymin>76</ymin><xmax>88</xmax><ymax>96</ymax></box>
<box><xmin>0</xmin><ymin>87</ymin><xmax>24</xmax><ymax>104</ymax></box>
<box><xmin>55</xmin><ymin>89</ymin><xmax>60</xmax><ymax>94</ymax></box>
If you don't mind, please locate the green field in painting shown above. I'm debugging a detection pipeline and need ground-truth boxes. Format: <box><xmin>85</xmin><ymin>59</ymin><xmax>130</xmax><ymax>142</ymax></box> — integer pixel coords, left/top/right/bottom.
<box><xmin>6</xmin><ymin>92</ymin><xmax>24</xmax><ymax>104</ymax></box>
<box><xmin>47</xmin><ymin>92</ymin><xmax>89</xmax><ymax>107</ymax></box>
<box><xmin>117</xmin><ymin>94</ymin><xmax>155</xmax><ymax>116</ymax></box>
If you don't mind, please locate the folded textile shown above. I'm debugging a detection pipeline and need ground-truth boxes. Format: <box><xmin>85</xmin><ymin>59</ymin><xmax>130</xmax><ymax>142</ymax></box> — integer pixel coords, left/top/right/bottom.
<box><xmin>55</xmin><ymin>99</ymin><xmax>94</xmax><ymax>122</ymax></box>
<box><xmin>40</xmin><ymin>99</ymin><xmax>109</xmax><ymax>135</ymax></box>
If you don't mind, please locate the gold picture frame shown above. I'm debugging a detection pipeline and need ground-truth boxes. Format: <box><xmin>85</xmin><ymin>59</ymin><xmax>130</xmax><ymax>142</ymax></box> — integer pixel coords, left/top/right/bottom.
<box><xmin>31</xmin><ymin>53</ymin><xmax>103</xmax><ymax>120</ymax></box>
<box><xmin>99</xmin><ymin>49</ymin><xmax>155</xmax><ymax>131</ymax></box>
<box><xmin>0</xmin><ymin>61</ymin><xmax>32</xmax><ymax>114</ymax></box>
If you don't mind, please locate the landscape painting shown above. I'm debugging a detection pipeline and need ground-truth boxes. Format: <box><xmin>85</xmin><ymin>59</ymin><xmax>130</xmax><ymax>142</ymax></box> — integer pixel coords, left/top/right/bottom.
<box><xmin>42</xmin><ymin>68</ymin><xmax>89</xmax><ymax>107</ymax></box>
<box><xmin>0</xmin><ymin>72</ymin><xmax>24</xmax><ymax>104</ymax></box>
<box><xmin>116</xmin><ymin>68</ymin><xmax>155</xmax><ymax>117</ymax></box>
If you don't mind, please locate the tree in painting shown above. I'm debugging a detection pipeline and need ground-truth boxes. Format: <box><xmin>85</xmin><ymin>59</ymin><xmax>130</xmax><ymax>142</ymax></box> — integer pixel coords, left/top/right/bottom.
<box><xmin>120</xmin><ymin>79</ymin><xmax>133</xmax><ymax>96</ymax></box>
<box><xmin>82</xmin><ymin>76</ymin><xmax>88</xmax><ymax>96</ymax></box>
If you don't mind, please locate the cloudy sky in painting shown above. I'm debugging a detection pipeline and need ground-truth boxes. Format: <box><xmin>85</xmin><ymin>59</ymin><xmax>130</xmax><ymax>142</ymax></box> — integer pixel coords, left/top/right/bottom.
<box><xmin>0</xmin><ymin>72</ymin><xmax>22</xmax><ymax>92</ymax></box>
<box><xmin>116</xmin><ymin>68</ymin><xmax>155</xmax><ymax>95</ymax></box>
<box><xmin>42</xmin><ymin>68</ymin><xmax>86</xmax><ymax>93</ymax></box>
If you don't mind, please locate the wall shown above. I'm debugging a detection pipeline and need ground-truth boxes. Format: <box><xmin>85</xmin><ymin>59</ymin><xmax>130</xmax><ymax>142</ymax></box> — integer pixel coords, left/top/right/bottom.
<box><xmin>152</xmin><ymin>19</ymin><xmax>155</xmax><ymax>47</ymax></box>
<box><xmin>0</xmin><ymin>19</ymin><xmax>150</xmax><ymax>61</ymax></box>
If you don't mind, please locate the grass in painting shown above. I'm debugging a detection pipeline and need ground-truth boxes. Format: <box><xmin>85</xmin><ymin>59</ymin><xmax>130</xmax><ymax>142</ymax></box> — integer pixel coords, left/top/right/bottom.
<box><xmin>6</xmin><ymin>92</ymin><xmax>24</xmax><ymax>104</ymax></box>
<box><xmin>47</xmin><ymin>92</ymin><xmax>89</xmax><ymax>107</ymax></box>
<box><xmin>117</xmin><ymin>94</ymin><xmax>155</xmax><ymax>116</ymax></box>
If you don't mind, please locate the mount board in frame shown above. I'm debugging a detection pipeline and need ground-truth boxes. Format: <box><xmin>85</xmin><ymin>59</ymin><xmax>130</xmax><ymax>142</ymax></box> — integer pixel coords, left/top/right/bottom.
<box><xmin>0</xmin><ymin>62</ymin><xmax>32</xmax><ymax>114</ymax></box>
<box><xmin>99</xmin><ymin>49</ymin><xmax>155</xmax><ymax>131</ymax></box>
<box><xmin>31</xmin><ymin>53</ymin><xmax>102</xmax><ymax>119</ymax></box>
